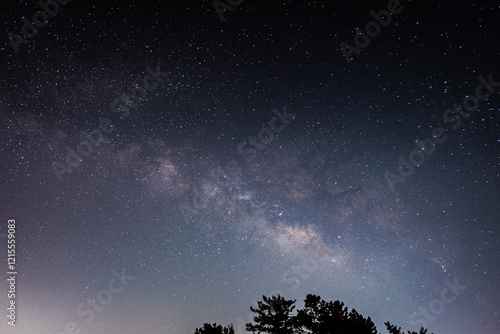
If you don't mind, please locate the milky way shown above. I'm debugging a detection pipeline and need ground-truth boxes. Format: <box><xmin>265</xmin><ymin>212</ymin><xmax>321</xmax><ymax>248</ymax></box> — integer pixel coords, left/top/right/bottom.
<box><xmin>0</xmin><ymin>1</ymin><xmax>499</xmax><ymax>334</ymax></box>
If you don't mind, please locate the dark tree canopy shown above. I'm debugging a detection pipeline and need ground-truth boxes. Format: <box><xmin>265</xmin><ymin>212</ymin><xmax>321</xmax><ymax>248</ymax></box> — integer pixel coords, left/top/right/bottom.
<box><xmin>195</xmin><ymin>323</ymin><xmax>235</xmax><ymax>334</ymax></box>
<box><xmin>195</xmin><ymin>294</ymin><xmax>433</xmax><ymax>334</ymax></box>
<box><xmin>296</xmin><ymin>294</ymin><xmax>377</xmax><ymax>334</ymax></box>
<box><xmin>384</xmin><ymin>322</ymin><xmax>431</xmax><ymax>334</ymax></box>
<box><xmin>246</xmin><ymin>295</ymin><xmax>299</xmax><ymax>334</ymax></box>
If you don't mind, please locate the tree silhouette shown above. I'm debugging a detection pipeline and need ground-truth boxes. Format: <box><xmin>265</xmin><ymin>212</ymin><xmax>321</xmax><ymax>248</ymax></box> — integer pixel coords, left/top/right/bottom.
<box><xmin>195</xmin><ymin>323</ymin><xmax>235</xmax><ymax>334</ymax></box>
<box><xmin>195</xmin><ymin>293</ymin><xmax>434</xmax><ymax>334</ymax></box>
<box><xmin>385</xmin><ymin>322</ymin><xmax>432</xmax><ymax>334</ymax></box>
<box><xmin>294</xmin><ymin>294</ymin><xmax>377</xmax><ymax>334</ymax></box>
<box><xmin>245</xmin><ymin>295</ymin><xmax>299</xmax><ymax>334</ymax></box>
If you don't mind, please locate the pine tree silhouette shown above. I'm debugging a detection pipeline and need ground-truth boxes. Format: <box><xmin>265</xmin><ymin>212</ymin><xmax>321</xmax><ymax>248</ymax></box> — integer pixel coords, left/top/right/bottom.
<box><xmin>246</xmin><ymin>295</ymin><xmax>299</xmax><ymax>334</ymax></box>
<box><xmin>194</xmin><ymin>293</ymin><xmax>434</xmax><ymax>334</ymax></box>
<box><xmin>385</xmin><ymin>322</ymin><xmax>432</xmax><ymax>334</ymax></box>
<box><xmin>195</xmin><ymin>323</ymin><xmax>235</xmax><ymax>334</ymax></box>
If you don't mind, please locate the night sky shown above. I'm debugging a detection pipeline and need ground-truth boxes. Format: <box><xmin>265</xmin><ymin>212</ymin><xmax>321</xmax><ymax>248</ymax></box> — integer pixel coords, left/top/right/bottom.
<box><xmin>0</xmin><ymin>1</ymin><xmax>499</xmax><ymax>334</ymax></box>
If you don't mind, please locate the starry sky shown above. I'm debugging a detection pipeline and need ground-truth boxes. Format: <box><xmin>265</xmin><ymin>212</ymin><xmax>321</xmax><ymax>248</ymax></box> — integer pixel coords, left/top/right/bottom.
<box><xmin>0</xmin><ymin>1</ymin><xmax>499</xmax><ymax>334</ymax></box>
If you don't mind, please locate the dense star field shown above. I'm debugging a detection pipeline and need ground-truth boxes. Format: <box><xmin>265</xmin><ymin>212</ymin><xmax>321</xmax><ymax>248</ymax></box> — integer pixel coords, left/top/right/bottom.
<box><xmin>0</xmin><ymin>1</ymin><xmax>499</xmax><ymax>334</ymax></box>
